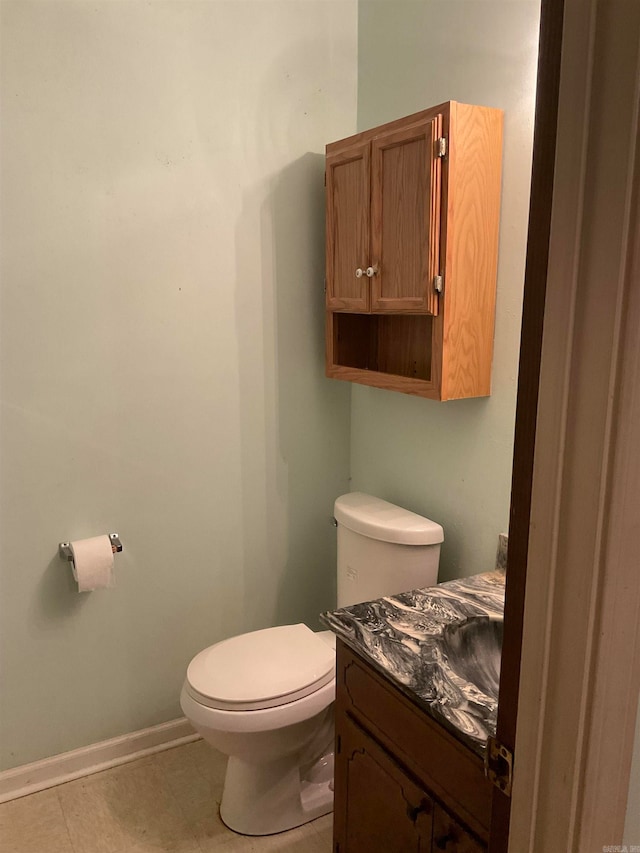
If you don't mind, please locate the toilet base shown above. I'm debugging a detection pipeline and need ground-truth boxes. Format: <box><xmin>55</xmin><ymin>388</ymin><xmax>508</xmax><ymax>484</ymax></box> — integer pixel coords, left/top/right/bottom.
<box><xmin>220</xmin><ymin>750</ymin><xmax>334</xmax><ymax>836</ymax></box>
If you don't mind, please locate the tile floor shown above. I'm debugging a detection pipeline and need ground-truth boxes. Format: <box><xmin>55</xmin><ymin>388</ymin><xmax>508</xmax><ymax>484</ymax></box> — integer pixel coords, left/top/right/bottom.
<box><xmin>0</xmin><ymin>740</ymin><xmax>333</xmax><ymax>853</ymax></box>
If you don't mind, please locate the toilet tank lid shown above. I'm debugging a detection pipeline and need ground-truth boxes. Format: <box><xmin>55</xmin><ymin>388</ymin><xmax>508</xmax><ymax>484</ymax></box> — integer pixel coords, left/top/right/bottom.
<box><xmin>334</xmin><ymin>492</ymin><xmax>444</xmax><ymax>546</ymax></box>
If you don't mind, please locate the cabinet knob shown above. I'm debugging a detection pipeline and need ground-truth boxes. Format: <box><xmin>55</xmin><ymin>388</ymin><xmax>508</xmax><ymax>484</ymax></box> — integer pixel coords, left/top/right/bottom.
<box><xmin>434</xmin><ymin>827</ymin><xmax>463</xmax><ymax>849</ymax></box>
<box><xmin>355</xmin><ymin>268</ymin><xmax>364</xmax><ymax>278</ymax></box>
<box><xmin>366</xmin><ymin>265</ymin><xmax>379</xmax><ymax>278</ymax></box>
<box><xmin>406</xmin><ymin>798</ymin><xmax>432</xmax><ymax>823</ymax></box>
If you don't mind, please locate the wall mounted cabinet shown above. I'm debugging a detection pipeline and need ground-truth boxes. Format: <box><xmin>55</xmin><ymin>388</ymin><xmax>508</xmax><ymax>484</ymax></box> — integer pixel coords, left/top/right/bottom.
<box><xmin>325</xmin><ymin>101</ymin><xmax>503</xmax><ymax>401</ymax></box>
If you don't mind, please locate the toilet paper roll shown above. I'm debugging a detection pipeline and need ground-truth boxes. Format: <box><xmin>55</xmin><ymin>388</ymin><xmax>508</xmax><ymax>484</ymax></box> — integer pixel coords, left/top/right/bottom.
<box><xmin>70</xmin><ymin>535</ymin><xmax>115</xmax><ymax>592</ymax></box>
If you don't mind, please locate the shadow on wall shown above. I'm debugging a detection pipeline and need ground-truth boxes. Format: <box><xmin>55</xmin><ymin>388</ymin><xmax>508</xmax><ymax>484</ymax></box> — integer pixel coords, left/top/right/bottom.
<box><xmin>229</xmin><ymin>29</ymin><xmax>355</xmax><ymax>634</ymax></box>
<box><xmin>271</xmin><ymin>154</ymin><xmax>345</xmax><ymax>628</ymax></box>
<box><xmin>234</xmin><ymin>151</ymin><xmax>350</xmax><ymax>636</ymax></box>
<box><xmin>35</xmin><ymin>553</ymin><xmax>88</xmax><ymax>620</ymax></box>
<box><xmin>226</xmin><ymin>15</ymin><xmax>356</xmax><ymax>637</ymax></box>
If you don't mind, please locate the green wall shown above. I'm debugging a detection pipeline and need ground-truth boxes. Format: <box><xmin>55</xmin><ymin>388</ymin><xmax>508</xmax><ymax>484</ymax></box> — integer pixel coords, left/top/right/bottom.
<box><xmin>354</xmin><ymin>0</ymin><xmax>541</xmax><ymax>580</ymax></box>
<box><xmin>0</xmin><ymin>0</ymin><xmax>356</xmax><ymax>771</ymax></box>
<box><xmin>0</xmin><ymin>0</ymin><xmax>541</xmax><ymax>773</ymax></box>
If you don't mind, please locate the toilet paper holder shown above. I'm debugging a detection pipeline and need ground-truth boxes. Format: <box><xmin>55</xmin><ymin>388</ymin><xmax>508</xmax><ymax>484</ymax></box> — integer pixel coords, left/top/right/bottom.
<box><xmin>59</xmin><ymin>534</ymin><xmax>123</xmax><ymax>563</ymax></box>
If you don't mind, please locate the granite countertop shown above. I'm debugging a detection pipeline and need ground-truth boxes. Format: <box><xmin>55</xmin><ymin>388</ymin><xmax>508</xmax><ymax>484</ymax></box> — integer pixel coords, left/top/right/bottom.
<box><xmin>320</xmin><ymin>570</ymin><xmax>505</xmax><ymax>757</ymax></box>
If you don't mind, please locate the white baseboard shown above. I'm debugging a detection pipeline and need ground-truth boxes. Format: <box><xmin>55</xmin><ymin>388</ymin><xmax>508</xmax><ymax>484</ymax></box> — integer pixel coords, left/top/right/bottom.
<box><xmin>0</xmin><ymin>717</ymin><xmax>200</xmax><ymax>803</ymax></box>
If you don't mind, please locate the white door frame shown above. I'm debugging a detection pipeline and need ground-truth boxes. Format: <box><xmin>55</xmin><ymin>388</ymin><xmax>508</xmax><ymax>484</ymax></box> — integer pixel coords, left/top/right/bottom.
<box><xmin>509</xmin><ymin>0</ymin><xmax>640</xmax><ymax>849</ymax></box>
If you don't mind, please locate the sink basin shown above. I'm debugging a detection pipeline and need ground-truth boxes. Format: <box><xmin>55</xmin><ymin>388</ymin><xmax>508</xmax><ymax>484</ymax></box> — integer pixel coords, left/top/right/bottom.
<box><xmin>439</xmin><ymin>616</ymin><xmax>503</xmax><ymax>700</ymax></box>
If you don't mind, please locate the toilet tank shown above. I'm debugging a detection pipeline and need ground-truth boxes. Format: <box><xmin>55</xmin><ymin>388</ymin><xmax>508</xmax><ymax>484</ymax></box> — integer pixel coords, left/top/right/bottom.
<box><xmin>334</xmin><ymin>492</ymin><xmax>444</xmax><ymax>608</ymax></box>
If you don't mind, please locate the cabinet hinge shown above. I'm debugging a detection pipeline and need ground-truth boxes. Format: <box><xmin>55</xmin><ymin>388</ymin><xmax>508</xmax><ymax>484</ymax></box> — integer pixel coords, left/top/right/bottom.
<box><xmin>484</xmin><ymin>736</ymin><xmax>513</xmax><ymax>797</ymax></box>
<box><xmin>324</xmin><ymin>171</ymin><xmax>327</xmax><ymax>187</ymax></box>
<box><xmin>436</xmin><ymin>136</ymin><xmax>447</xmax><ymax>158</ymax></box>
<box><xmin>433</xmin><ymin>275</ymin><xmax>443</xmax><ymax>294</ymax></box>
<box><xmin>336</xmin><ymin>734</ymin><xmax>341</xmax><ymax>754</ymax></box>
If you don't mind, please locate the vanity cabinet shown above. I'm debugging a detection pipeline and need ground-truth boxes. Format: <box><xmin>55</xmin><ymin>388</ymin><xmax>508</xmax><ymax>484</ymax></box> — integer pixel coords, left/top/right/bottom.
<box><xmin>333</xmin><ymin>639</ymin><xmax>491</xmax><ymax>853</ymax></box>
<box><xmin>432</xmin><ymin>805</ymin><xmax>485</xmax><ymax>853</ymax></box>
<box><xmin>339</xmin><ymin>714</ymin><xmax>433</xmax><ymax>851</ymax></box>
<box><xmin>325</xmin><ymin>101</ymin><xmax>503</xmax><ymax>401</ymax></box>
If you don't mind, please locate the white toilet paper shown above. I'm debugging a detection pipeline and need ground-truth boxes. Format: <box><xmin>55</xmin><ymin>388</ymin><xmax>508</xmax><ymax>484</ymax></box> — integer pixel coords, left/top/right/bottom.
<box><xmin>70</xmin><ymin>535</ymin><xmax>115</xmax><ymax>592</ymax></box>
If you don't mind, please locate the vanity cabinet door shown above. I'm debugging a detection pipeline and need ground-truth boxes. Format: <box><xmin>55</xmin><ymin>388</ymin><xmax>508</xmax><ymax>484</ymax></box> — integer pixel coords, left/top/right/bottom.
<box><xmin>335</xmin><ymin>714</ymin><xmax>433</xmax><ymax>852</ymax></box>
<box><xmin>432</xmin><ymin>804</ymin><xmax>486</xmax><ymax>853</ymax></box>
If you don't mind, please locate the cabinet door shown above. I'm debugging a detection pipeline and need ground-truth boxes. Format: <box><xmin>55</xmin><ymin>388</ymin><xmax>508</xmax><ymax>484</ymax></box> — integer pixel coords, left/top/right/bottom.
<box><xmin>432</xmin><ymin>804</ymin><xmax>486</xmax><ymax>852</ymax></box>
<box><xmin>370</xmin><ymin>116</ymin><xmax>442</xmax><ymax>315</ymax></box>
<box><xmin>335</xmin><ymin>714</ymin><xmax>433</xmax><ymax>853</ymax></box>
<box><xmin>326</xmin><ymin>141</ymin><xmax>371</xmax><ymax>312</ymax></box>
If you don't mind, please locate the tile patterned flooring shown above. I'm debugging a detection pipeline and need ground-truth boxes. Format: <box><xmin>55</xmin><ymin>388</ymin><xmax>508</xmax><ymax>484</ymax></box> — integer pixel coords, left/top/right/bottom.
<box><xmin>0</xmin><ymin>740</ymin><xmax>333</xmax><ymax>853</ymax></box>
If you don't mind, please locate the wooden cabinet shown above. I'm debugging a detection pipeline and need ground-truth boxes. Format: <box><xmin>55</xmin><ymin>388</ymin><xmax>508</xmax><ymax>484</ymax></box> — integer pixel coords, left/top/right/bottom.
<box><xmin>340</xmin><ymin>715</ymin><xmax>433</xmax><ymax>852</ymax></box>
<box><xmin>333</xmin><ymin>639</ymin><xmax>491</xmax><ymax>852</ymax></box>
<box><xmin>432</xmin><ymin>805</ymin><xmax>485</xmax><ymax>852</ymax></box>
<box><xmin>325</xmin><ymin>101</ymin><xmax>503</xmax><ymax>401</ymax></box>
<box><xmin>327</xmin><ymin>116</ymin><xmax>441</xmax><ymax>315</ymax></box>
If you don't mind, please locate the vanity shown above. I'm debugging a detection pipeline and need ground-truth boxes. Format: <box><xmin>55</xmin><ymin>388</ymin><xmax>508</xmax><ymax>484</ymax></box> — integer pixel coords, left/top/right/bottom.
<box><xmin>321</xmin><ymin>571</ymin><xmax>504</xmax><ymax>852</ymax></box>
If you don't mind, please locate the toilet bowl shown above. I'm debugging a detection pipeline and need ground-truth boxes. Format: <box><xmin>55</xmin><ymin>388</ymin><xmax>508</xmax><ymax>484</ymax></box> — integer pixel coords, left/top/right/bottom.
<box><xmin>180</xmin><ymin>623</ymin><xmax>336</xmax><ymax>836</ymax></box>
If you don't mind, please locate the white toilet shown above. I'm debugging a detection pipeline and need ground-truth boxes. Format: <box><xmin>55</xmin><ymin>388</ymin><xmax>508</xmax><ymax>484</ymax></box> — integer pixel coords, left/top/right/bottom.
<box><xmin>180</xmin><ymin>492</ymin><xmax>444</xmax><ymax>836</ymax></box>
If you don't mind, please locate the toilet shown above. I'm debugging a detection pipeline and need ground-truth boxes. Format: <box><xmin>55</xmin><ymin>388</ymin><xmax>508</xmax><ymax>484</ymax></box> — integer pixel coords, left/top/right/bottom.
<box><xmin>180</xmin><ymin>492</ymin><xmax>444</xmax><ymax>836</ymax></box>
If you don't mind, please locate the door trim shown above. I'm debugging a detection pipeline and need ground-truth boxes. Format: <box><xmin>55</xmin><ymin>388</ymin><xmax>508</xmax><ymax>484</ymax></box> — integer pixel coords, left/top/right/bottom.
<box><xmin>503</xmin><ymin>0</ymin><xmax>640</xmax><ymax>849</ymax></box>
<box><xmin>489</xmin><ymin>0</ymin><xmax>567</xmax><ymax>841</ymax></box>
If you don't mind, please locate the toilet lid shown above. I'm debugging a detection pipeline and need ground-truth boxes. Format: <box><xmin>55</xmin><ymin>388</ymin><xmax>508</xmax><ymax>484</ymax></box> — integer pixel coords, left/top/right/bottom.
<box><xmin>185</xmin><ymin>624</ymin><xmax>336</xmax><ymax>711</ymax></box>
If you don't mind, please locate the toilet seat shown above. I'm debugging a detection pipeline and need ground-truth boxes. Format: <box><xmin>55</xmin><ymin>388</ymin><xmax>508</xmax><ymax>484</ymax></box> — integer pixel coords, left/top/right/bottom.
<box><xmin>185</xmin><ymin>624</ymin><xmax>335</xmax><ymax>711</ymax></box>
